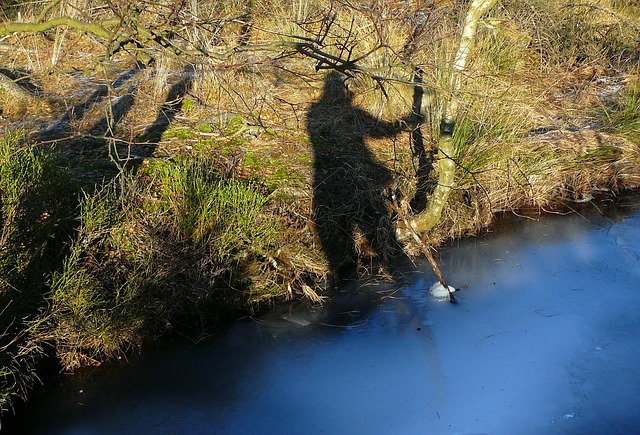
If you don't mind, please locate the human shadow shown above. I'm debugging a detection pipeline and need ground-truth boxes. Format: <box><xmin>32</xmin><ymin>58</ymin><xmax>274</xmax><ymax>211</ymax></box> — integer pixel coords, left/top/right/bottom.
<box><xmin>307</xmin><ymin>72</ymin><xmax>408</xmax><ymax>286</ymax></box>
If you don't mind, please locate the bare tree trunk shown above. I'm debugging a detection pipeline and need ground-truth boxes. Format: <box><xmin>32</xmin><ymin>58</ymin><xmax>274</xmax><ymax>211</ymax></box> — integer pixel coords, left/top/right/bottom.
<box><xmin>400</xmin><ymin>0</ymin><xmax>498</xmax><ymax>238</ymax></box>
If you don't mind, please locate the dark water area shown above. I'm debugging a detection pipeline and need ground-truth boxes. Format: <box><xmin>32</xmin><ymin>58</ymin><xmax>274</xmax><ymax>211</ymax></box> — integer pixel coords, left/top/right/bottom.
<box><xmin>6</xmin><ymin>192</ymin><xmax>640</xmax><ymax>434</ymax></box>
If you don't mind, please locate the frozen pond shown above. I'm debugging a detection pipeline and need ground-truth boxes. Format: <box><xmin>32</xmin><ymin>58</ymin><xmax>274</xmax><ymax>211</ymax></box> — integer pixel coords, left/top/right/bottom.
<box><xmin>9</xmin><ymin>194</ymin><xmax>640</xmax><ymax>434</ymax></box>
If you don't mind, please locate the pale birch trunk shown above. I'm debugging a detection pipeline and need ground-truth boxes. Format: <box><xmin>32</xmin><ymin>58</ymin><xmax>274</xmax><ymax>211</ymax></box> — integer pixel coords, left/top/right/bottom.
<box><xmin>399</xmin><ymin>0</ymin><xmax>498</xmax><ymax>239</ymax></box>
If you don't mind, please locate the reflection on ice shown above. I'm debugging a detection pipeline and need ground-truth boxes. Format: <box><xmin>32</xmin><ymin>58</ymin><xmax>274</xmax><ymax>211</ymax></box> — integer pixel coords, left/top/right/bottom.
<box><xmin>10</xmin><ymin>193</ymin><xmax>640</xmax><ymax>434</ymax></box>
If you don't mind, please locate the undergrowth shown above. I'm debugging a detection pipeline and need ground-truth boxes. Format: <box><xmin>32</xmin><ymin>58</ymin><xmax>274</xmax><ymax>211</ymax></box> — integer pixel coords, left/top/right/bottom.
<box><xmin>603</xmin><ymin>82</ymin><xmax>640</xmax><ymax>144</ymax></box>
<box><xmin>0</xmin><ymin>130</ymin><xmax>75</xmax><ymax>415</ymax></box>
<box><xmin>0</xmin><ymin>136</ymin><xmax>302</xmax><ymax>414</ymax></box>
<box><xmin>45</xmin><ymin>157</ymin><xmax>285</xmax><ymax>371</ymax></box>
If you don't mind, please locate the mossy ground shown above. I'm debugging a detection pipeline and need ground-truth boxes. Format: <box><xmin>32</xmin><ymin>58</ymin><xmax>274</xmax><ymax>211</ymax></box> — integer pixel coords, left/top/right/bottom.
<box><xmin>1</xmin><ymin>0</ymin><xmax>640</xmax><ymax>424</ymax></box>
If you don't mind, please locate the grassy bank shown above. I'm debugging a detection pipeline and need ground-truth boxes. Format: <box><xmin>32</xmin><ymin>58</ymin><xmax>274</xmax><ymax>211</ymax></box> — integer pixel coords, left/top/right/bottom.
<box><xmin>0</xmin><ymin>138</ymin><xmax>324</xmax><ymax>416</ymax></box>
<box><xmin>0</xmin><ymin>130</ymin><xmax>76</xmax><ymax>416</ymax></box>
<box><xmin>1</xmin><ymin>0</ymin><xmax>640</xmax><ymax>423</ymax></box>
<box><xmin>45</xmin><ymin>158</ymin><xmax>290</xmax><ymax>370</ymax></box>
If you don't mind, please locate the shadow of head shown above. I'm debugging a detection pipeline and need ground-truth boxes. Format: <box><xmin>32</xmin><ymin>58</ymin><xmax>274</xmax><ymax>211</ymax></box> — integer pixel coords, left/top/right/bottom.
<box><xmin>321</xmin><ymin>71</ymin><xmax>353</xmax><ymax>104</ymax></box>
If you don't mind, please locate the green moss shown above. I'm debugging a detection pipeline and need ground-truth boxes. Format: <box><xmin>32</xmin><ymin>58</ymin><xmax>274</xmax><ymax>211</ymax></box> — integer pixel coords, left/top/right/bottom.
<box><xmin>267</xmin><ymin>166</ymin><xmax>304</xmax><ymax>190</ymax></box>
<box><xmin>241</xmin><ymin>152</ymin><xmax>304</xmax><ymax>190</ymax></box>
<box><xmin>221</xmin><ymin>116</ymin><xmax>246</xmax><ymax>137</ymax></box>
<box><xmin>221</xmin><ymin>137</ymin><xmax>246</xmax><ymax>149</ymax></box>
<box><xmin>182</xmin><ymin>98</ymin><xmax>195</xmax><ymax>111</ymax></box>
<box><xmin>264</xmin><ymin>128</ymin><xmax>278</xmax><ymax>138</ymax></box>
<box><xmin>244</xmin><ymin>151</ymin><xmax>261</xmax><ymax>168</ymax></box>
<box><xmin>192</xmin><ymin>138</ymin><xmax>219</xmax><ymax>156</ymax></box>
<box><xmin>297</xmin><ymin>154</ymin><xmax>312</xmax><ymax>164</ymax></box>
<box><xmin>196</xmin><ymin>123</ymin><xmax>213</xmax><ymax>133</ymax></box>
<box><xmin>163</xmin><ymin>127</ymin><xmax>195</xmax><ymax>140</ymax></box>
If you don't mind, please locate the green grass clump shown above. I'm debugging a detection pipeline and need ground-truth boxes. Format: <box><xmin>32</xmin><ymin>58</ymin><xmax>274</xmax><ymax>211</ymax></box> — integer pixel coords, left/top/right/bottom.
<box><xmin>47</xmin><ymin>158</ymin><xmax>282</xmax><ymax>370</ymax></box>
<box><xmin>163</xmin><ymin>127</ymin><xmax>195</xmax><ymax>140</ymax></box>
<box><xmin>149</xmin><ymin>157</ymin><xmax>279</xmax><ymax>257</ymax></box>
<box><xmin>0</xmin><ymin>131</ymin><xmax>75</xmax><ymax>415</ymax></box>
<box><xmin>196</xmin><ymin>123</ymin><xmax>213</xmax><ymax>133</ymax></box>
<box><xmin>452</xmin><ymin>96</ymin><xmax>529</xmax><ymax>155</ymax></box>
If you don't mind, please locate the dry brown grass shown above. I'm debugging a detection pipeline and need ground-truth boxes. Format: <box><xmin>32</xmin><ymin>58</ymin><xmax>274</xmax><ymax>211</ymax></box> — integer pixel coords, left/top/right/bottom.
<box><xmin>448</xmin><ymin>130</ymin><xmax>638</xmax><ymax>235</ymax></box>
<box><xmin>0</xmin><ymin>0</ymin><xmax>638</xmax><ymax>299</ymax></box>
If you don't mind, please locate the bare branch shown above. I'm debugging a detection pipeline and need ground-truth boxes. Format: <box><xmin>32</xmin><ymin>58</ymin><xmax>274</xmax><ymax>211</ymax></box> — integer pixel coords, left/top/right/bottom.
<box><xmin>0</xmin><ymin>16</ymin><xmax>119</xmax><ymax>39</ymax></box>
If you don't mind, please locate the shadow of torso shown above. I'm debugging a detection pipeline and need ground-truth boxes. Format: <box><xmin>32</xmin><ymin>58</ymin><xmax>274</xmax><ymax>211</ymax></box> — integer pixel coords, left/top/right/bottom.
<box><xmin>307</xmin><ymin>73</ymin><xmax>405</xmax><ymax>284</ymax></box>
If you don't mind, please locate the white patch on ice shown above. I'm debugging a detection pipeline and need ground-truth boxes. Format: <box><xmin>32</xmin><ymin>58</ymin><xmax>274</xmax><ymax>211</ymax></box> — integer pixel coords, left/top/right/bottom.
<box><xmin>429</xmin><ymin>282</ymin><xmax>457</xmax><ymax>298</ymax></box>
<box><xmin>564</xmin><ymin>413</ymin><xmax>575</xmax><ymax>419</ymax></box>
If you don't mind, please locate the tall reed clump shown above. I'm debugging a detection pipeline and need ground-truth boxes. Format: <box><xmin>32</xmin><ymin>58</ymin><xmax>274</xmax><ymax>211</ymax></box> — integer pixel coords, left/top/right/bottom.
<box><xmin>45</xmin><ymin>157</ymin><xmax>282</xmax><ymax>371</ymax></box>
<box><xmin>0</xmin><ymin>131</ymin><xmax>75</xmax><ymax>416</ymax></box>
<box><xmin>445</xmin><ymin>128</ymin><xmax>640</xmax><ymax>243</ymax></box>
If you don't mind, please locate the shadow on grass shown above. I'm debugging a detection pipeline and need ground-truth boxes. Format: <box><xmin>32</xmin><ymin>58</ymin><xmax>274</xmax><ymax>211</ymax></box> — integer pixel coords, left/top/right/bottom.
<box><xmin>35</xmin><ymin>63</ymin><xmax>193</xmax><ymax>168</ymax></box>
<box><xmin>0</xmin><ymin>62</ymin><xmax>204</xmax><ymax>423</ymax></box>
<box><xmin>137</xmin><ymin>64</ymin><xmax>194</xmax><ymax>157</ymax></box>
<box><xmin>307</xmin><ymin>72</ymin><xmax>408</xmax><ymax>286</ymax></box>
